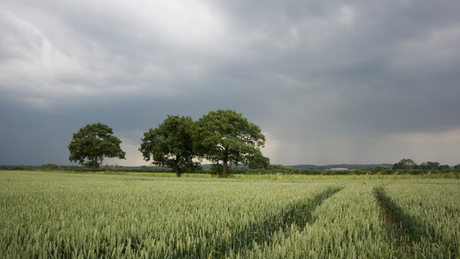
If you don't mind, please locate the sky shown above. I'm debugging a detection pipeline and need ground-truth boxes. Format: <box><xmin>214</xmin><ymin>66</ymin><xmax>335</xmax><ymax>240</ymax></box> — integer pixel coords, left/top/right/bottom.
<box><xmin>1</xmin><ymin>0</ymin><xmax>460</xmax><ymax>167</ymax></box>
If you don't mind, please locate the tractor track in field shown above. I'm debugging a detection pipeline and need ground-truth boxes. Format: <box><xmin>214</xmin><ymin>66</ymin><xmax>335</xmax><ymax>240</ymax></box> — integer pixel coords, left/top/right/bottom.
<box><xmin>224</xmin><ymin>186</ymin><xmax>344</xmax><ymax>257</ymax></box>
<box><xmin>374</xmin><ymin>187</ymin><xmax>420</xmax><ymax>257</ymax></box>
<box><xmin>208</xmin><ymin>186</ymin><xmax>344</xmax><ymax>258</ymax></box>
<box><xmin>375</xmin><ymin>191</ymin><xmax>404</xmax><ymax>238</ymax></box>
<box><xmin>144</xmin><ymin>186</ymin><xmax>344</xmax><ymax>259</ymax></box>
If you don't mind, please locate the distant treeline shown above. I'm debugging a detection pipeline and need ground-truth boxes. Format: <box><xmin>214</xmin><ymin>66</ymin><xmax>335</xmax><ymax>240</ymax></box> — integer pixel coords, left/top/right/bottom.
<box><xmin>0</xmin><ymin>164</ymin><xmax>173</xmax><ymax>173</ymax></box>
<box><xmin>245</xmin><ymin>164</ymin><xmax>460</xmax><ymax>176</ymax></box>
<box><xmin>1</xmin><ymin>162</ymin><xmax>459</xmax><ymax>177</ymax></box>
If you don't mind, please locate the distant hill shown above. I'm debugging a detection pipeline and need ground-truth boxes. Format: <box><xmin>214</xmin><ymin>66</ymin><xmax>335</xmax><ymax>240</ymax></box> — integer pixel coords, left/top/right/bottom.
<box><xmin>287</xmin><ymin>164</ymin><xmax>393</xmax><ymax>170</ymax></box>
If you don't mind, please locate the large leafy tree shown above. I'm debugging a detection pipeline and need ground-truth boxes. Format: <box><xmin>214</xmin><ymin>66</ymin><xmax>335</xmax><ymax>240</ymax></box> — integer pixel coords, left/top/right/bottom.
<box><xmin>139</xmin><ymin>115</ymin><xmax>198</xmax><ymax>177</ymax></box>
<box><xmin>68</xmin><ymin>123</ymin><xmax>126</xmax><ymax>171</ymax></box>
<box><xmin>194</xmin><ymin>109</ymin><xmax>266</xmax><ymax>177</ymax></box>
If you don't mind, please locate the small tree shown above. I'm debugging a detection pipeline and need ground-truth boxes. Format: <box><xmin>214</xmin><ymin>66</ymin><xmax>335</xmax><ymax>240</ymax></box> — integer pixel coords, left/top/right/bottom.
<box><xmin>438</xmin><ymin>164</ymin><xmax>451</xmax><ymax>171</ymax></box>
<box><xmin>392</xmin><ymin>158</ymin><xmax>416</xmax><ymax>171</ymax></box>
<box><xmin>417</xmin><ymin>161</ymin><xmax>440</xmax><ymax>171</ymax></box>
<box><xmin>139</xmin><ymin>115</ymin><xmax>198</xmax><ymax>177</ymax></box>
<box><xmin>68</xmin><ymin>123</ymin><xmax>126</xmax><ymax>171</ymax></box>
<box><xmin>248</xmin><ymin>155</ymin><xmax>270</xmax><ymax>169</ymax></box>
<box><xmin>193</xmin><ymin>109</ymin><xmax>266</xmax><ymax>177</ymax></box>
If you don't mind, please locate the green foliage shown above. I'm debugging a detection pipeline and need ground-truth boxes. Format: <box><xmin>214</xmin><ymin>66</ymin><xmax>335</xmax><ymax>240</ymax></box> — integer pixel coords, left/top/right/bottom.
<box><xmin>68</xmin><ymin>123</ymin><xmax>126</xmax><ymax>171</ymax></box>
<box><xmin>267</xmin><ymin>164</ymin><xmax>296</xmax><ymax>174</ymax></box>
<box><xmin>392</xmin><ymin>158</ymin><xmax>416</xmax><ymax>170</ymax></box>
<box><xmin>393</xmin><ymin>159</ymin><xmax>455</xmax><ymax>174</ymax></box>
<box><xmin>205</xmin><ymin>164</ymin><xmax>247</xmax><ymax>177</ymax></box>
<box><xmin>248</xmin><ymin>155</ymin><xmax>270</xmax><ymax>169</ymax></box>
<box><xmin>193</xmin><ymin>109</ymin><xmax>266</xmax><ymax>177</ymax></box>
<box><xmin>349</xmin><ymin>168</ymin><xmax>372</xmax><ymax>175</ymax></box>
<box><xmin>438</xmin><ymin>164</ymin><xmax>450</xmax><ymax>171</ymax></box>
<box><xmin>373</xmin><ymin>166</ymin><xmax>393</xmax><ymax>174</ymax></box>
<box><xmin>139</xmin><ymin>115</ymin><xmax>199</xmax><ymax>177</ymax></box>
<box><xmin>39</xmin><ymin>164</ymin><xmax>59</xmax><ymax>171</ymax></box>
<box><xmin>415</xmin><ymin>161</ymin><xmax>440</xmax><ymax>171</ymax></box>
<box><xmin>206</xmin><ymin>164</ymin><xmax>225</xmax><ymax>176</ymax></box>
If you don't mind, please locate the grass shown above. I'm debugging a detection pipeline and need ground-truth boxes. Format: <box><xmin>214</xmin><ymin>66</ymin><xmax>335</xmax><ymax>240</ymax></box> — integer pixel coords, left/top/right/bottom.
<box><xmin>1</xmin><ymin>170</ymin><xmax>459</xmax><ymax>258</ymax></box>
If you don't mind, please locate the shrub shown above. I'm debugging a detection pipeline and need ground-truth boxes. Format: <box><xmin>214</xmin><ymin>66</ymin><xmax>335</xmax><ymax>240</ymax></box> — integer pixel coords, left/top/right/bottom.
<box><xmin>39</xmin><ymin>164</ymin><xmax>59</xmax><ymax>171</ymax></box>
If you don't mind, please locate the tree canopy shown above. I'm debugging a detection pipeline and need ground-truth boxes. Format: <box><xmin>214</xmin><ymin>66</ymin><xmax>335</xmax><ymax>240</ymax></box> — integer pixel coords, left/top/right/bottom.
<box><xmin>392</xmin><ymin>158</ymin><xmax>416</xmax><ymax>170</ymax></box>
<box><xmin>193</xmin><ymin>109</ymin><xmax>266</xmax><ymax>177</ymax></box>
<box><xmin>139</xmin><ymin>115</ymin><xmax>198</xmax><ymax>177</ymax></box>
<box><xmin>68</xmin><ymin>123</ymin><xmax>126</xmax><ymax>171</ymax></box>
<box><xmin>392</xmin><ymin>158</ymin><xmax>453</xmax><ymax>172</ymax></box>
<box><xmin>248</xmin><ymin>155</ymin><xmax>270</xmax><ymax>169</ymax></box>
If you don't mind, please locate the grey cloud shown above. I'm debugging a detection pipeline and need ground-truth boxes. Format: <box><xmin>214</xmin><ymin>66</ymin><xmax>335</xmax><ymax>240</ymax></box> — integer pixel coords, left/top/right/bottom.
<box><xmin>1</xmin><ymin>0</ymin><xmax>460</xmax><ymax>166</ymax></box>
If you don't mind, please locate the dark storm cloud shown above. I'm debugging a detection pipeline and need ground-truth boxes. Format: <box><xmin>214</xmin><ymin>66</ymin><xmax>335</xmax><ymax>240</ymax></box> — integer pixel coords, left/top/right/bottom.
<box><xmin>213</xmin><ymin>0</ymin><xmax>460</xmax><ymax>132</ymax></box>
<box><xmin>1</xmin><ymin>0</ymin><xmax>460</xmax><ymax>166</ymax></box>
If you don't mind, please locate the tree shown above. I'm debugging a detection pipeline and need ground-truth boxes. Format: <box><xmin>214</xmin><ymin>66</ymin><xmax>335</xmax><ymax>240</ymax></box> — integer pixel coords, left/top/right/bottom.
<box><xmin>248</xmin><ymin>155</ymin><xmax>270</xmax><ymax>169</ymax></box>
<box><xmin>193</xmin><ymin>109</ymin><xmax>266</xmax><ymax>177</ymax></box>
<box><xmin>139</xmin><ymin>115</ymin><xmax>198</xmax><ymax>177</ymax></box>
<box><xmin>438</xmin><ymin>164</ymin><xmax>450</xmax><ymax>171</ymax></box>
<box><xmin>392</xmin><ymin>158</ymin><xmax>416</xmax><ymax>171</ymax></box>
<box><xmin>68</xmin><ymin>123</ymin><xmax>126</xmax><ymax>171</ymax></box>
<box><xmin>417</xmin><ymin>161</ymin><xmax>440</xmax><ymax>171</ymax></box>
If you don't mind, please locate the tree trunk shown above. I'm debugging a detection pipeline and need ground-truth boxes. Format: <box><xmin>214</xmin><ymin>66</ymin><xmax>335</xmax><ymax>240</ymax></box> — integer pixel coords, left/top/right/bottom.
<box><xmin>92</xmin><ymin>157</ymin><xmax>97</xmax><ymax>172</ymax></box>
<box><xmin>175</xmin><ymin>168</ymin><xmax>181</xmax><ymax>177</ymax></box>
<box><xmin>222</xmin><ymin>159</ymin><xmax>228</xmax><ymax>178</ymax></box>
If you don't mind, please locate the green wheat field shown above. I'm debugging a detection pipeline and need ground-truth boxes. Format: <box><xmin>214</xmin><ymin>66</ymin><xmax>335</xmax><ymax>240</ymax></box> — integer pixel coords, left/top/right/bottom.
<box><xmin>1</xmin><ymin>171</ymin><xmax>459</xmax><ymax>258</ymax></box>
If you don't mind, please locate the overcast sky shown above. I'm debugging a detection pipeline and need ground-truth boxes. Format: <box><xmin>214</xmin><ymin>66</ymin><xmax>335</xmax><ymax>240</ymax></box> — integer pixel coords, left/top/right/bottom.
<box><xmin>1</xmin><ymin>0</ymin><xmax>460</xmax><ymax>167</ymax></box>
